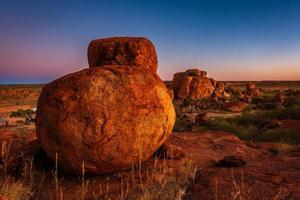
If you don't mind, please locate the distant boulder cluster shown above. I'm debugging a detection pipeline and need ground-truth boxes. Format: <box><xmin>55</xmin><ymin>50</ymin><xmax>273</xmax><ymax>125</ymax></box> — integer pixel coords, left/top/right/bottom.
<box><xmin>36</xmin><ymin>37</ymin><xmax>175</xmax><ymax>174</ymax></box>
<box><xmin>172</xmin><ymin>69</ymin><xmax>215</xmax><ymax>100</ymax></box>
<box><xmin>170</xmin><ymin>69</ymin><xmax>261</xmax><ymax>102</ymax></box>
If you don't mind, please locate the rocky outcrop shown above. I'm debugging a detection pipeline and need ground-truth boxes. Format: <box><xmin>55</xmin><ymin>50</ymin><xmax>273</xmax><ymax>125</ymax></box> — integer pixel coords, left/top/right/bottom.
<box><xmin>212</xmin><ymin>82</ymin><xmax>231</xmax><ymax>100</ymax></box>
<box><xmin>208</xmin><ymin>78</ymin><xmax>217</xmax><ymax>88</ymax></box>
<box><xmin>275</xmin><ymin>93</ymin><xmax>287</xmax><ymax>104</ymax></box>
<box><xmin>188</xmin><ymin>77</ymin><xmax>215</xmax><ymax>99</ymax></box>
<box><xmin>216</xmin><ymin>82</ymin><xmax>225</xmax><ymax>91</ymax></box>
<box><xmin>173</xmin><ymin>74</ymin><xmax>193</xmax><ymax>99</ymax></box>
<box><xmin>172</xmin><ymin>69</ymin><xmax>214</xmax><ymax>99</ymax></box>
<box><xmin>88</xmin><ymin>37</ymin><xmax>158</xmax><ymax>73</ymax></box>
<box><xmin>247</xmin><ymin>82</ymin><xmax>256</xmax><ymax>91</ymax></box>
<box><xmin>36</xmin><ymin>66</ymin><xmax>175</xmax><ymax>174</ymax></box>
<box><xmin>247</xmin><ymin>82</ymin><xmax>260</xmax><ymax>97</ymax></box>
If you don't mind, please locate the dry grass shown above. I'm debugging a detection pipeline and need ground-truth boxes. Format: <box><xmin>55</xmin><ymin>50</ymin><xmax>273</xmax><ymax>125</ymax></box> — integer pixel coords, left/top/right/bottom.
<box><xmin>0</xmin><ymin>177</ymin><xmax>32</xmax><ymax>200</ymax></box>
<box><xmin>212</xmin><ymin>167</ymin><xmax>297</xmax><ymax>200</ymax></box>
<box><xmin>53</xmin><ymin>153</ymin><xmax>64</xmax><ymax>200</ymax></box>
<box><xmin>118</xmin><ymin>159</ymin><xmax>197</xmax><ymax>200</ymax></box>
<box><xmin>273</xmin><ymin>142</ymin><xmax>300</xmax><ymax>154</ymax></box>
<box><xmin>0</xmin><ymin>140</ymin><xmax>32</xmax><ymax>199</ymax></box>
<box><xmin>1</xmin><ymin>139</ymin><xmax>13</xmax><ymax>176</ymax></box>
<box><xmin>87</xmin><ymin>157</ymin><xmax>197</xmax><ymax>200</ymax></box>
<box><xmin>80</xmin><ymin>161</ymin><xmax>89</xmax><ymax>200</ymax></box>
<box><xmin>0</xmin><ymin>132</ymin><xmax>196</xmax><ymax>200</ymax></box>
<box><xmin>0</xmin><ymin>138</ymin><xmax>46</xmax><ymax>200</ymax></box>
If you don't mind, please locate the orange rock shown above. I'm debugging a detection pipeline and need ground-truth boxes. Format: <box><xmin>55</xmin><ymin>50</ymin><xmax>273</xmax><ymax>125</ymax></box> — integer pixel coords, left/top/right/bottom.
<box><xmin>172</xmin><ymin>69</ymin><xmax>214</xmax><ymax>99</ymax></box>
<box><xmin>36</xmin><ymin>66</ymin><xmax>175</xmax><ymax>174</ymax></box>
<box><xmin>208</xmin><ymin>78</ymin><xmax>217</xmax><ymax>88</ymax></box>
<box><xmin>0</xmin><ymin>196</ymin><xmax>9</xmax><ymax>200</ymax></box>
<box><xmin>275</xmin><ymin>93</ymin><xmax>287</xmax><ymax>104</ymax></box>
<box><xmin>188</xmin><ymin>77</ymin><xmax>215</xmax><ymax>99</ymax></box>
<box><xmin>247</xmin><ymin>82</ymin><xmax>256</xmax><ymax>91</ymax></box>
<box><xmin>157</xmin><ymin>141</ymin><xmax>186</xmax><ymax>160</ymax></box>
<box><xmin>212</xmin><ymin>89</ymin><xmax>223</xmax><ymax>99</ymax></box>
<box><xmin>248</xmin><ymin>88</ymin><xmax>261</xmax><ymax>97</ymax></box>
<box><xmin>88</xmin><ymin>37</ymin><xmax>158</xmax><ymax>73</ymax></box>
<box><xmin>172</xmin><ymin>74</ymin><xmax>193</xmax><ymax>99</ymax></box>
<box><xmin>166</xmin><ymin>87</ymin><xmax>174</xmax><ymax>100</ymax></box>
<box><xmin>216</xmin><ymin>82</ymin><xmax>225</xmax><ymax>91</ymax></box>
<box><xmin>172</xmin><ymin>72</ymin><xmax>186</xmax><ymax>89</ymax></box>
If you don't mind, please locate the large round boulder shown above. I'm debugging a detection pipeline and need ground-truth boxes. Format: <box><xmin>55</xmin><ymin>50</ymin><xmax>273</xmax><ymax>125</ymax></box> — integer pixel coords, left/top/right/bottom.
<box><xmin>36</xmin><ymin>66</ymin><xmax>175</xmax><ymax>174</ymax></box>
<box><xmin>88</xmin><ymin>37</ymin><xmax>158</xmax><ymax>73</ymax></box>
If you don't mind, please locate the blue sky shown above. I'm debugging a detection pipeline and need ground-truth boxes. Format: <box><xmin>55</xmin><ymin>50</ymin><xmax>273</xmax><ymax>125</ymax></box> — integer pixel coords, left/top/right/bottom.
<box><xmin>0</xmin><ymin>0</ymin><xmax>300</xmax><ymax>83</ymax></box>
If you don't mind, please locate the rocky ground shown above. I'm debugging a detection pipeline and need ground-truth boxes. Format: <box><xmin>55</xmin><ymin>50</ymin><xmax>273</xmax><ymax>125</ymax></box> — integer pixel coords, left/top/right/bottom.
<box><xmin>0</xmin><ymin>82</ymin><xmax>300</xmax><ymax>200</ymax></box>
<box><xmin>1</xmin><ymin>127</ymin><xmax>300</xmax><ymax>199</ymax></box>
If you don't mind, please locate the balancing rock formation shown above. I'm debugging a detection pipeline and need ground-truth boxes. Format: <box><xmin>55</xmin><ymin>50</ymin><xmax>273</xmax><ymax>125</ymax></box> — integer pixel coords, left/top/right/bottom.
<box><xmin>36</xmin><ymin>37</ymin><xmax>175</xmax><ymax>174</ymax></box>
<box><xmin>172</xmin><ymin>68</ymin><xmax>215</xmax><ymax>99</ymax></box>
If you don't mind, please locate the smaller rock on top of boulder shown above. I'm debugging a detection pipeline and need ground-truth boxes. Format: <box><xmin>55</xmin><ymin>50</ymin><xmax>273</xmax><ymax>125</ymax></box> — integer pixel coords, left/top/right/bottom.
<box><xmin>88</xmin><ymin>37</ymin><xmax>158</xmax><ymax>73</ymax></box>
<box><xmin>184</xmin><ymin>68</ymin><xmax>207</xmax><ymax>77</ymax></box>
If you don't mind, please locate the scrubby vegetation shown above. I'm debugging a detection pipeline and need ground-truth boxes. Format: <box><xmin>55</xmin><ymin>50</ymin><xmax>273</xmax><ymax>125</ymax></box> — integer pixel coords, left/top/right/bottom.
<box><xmin>10</xmin><ymin>109</ymin><xmax>35</xmax><ymax>118</ymax></box>
<box><xmin>205</xmin><ymin>103</ymin><xmax>300</xmax><ymax>144</ymax></box>
<box><xmin>0</xmin><ymin>85</ymin><xmax>42</xmax><ymax>106</ymax></box>
<box><xmin>0</xmin><ymin>136</ymin><xmax>197</xmax><ymax>200</ymax></box>
<box><xmin>0</xmin><ymin>83</ymin><xmax>300</xmax><ymax>199</ymax></box>
<box><xmin>0</xmin><ymin>177</ymin><xmax>32</xmax><ymax>200</ymax></box>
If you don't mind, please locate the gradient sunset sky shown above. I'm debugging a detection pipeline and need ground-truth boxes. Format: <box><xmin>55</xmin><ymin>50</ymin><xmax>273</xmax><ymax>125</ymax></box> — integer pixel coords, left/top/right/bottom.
<box><xmin>1</xmin><ymin>0</ymin><xmax>300</xmax><ymax>83</ymax></box>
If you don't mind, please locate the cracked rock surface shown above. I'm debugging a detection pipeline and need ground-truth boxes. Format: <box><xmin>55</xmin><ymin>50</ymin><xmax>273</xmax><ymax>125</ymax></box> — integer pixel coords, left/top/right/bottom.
<box><xmin>88</xmin><ymin>37</ymin><xmax>158</xmax><ymax>73</ymax></box>
<box><xmin>36</xmin><ymin>66</ymin><xmax>175</xmax><ymax>174</ymax></box>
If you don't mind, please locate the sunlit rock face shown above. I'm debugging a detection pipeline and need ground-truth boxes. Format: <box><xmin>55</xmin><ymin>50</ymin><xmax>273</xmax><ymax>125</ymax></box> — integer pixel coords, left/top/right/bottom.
<box><xmin>88</xmin><ymin>37</ymin><xmax>158</xmax><ymax>73</ymax></box>
<box><xmin>247</xmin><ymin>82</ymin><xmax>261</xmax><ymax>97</ymax></box>
<box><xmin>172</xmin><ymin>68</ymin><xmax>215</xmax><ymax>99</ymax></box>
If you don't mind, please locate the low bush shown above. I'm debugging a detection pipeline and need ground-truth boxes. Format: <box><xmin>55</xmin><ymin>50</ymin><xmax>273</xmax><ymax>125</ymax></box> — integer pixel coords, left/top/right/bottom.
<box><xmin>9</xmin><ymin>109</ymin><xmax>35</xmax><ymax>118</ymax></box>
<box><xmin>254</xmin><ymin>128</ymin><xmax>300</xmax><ymax>144</ymax></box>
<box><xmin>205</xmin><ymin>105</ymin><xmax>300</xmax><ymax>144</ymax></box>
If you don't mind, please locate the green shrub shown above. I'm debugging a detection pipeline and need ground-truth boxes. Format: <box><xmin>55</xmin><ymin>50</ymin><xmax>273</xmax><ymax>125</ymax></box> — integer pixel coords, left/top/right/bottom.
<box><xmin>254</xmin><ymin>128</ymin><xmax>300</xmax><ymax>144</ymax></box>
<box><xmin>206</xmin><ymin>117</ymin><xmax>258</xmax><ymax>141</ymax></box>
<box><xmin>205</xmin><ymin>105</ymin><xmax>300</xmax><ymax>144</ymax></box>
